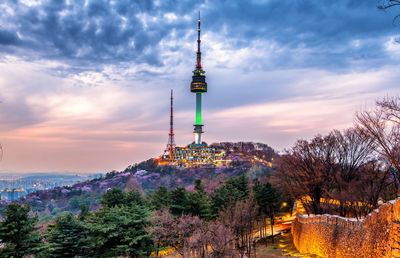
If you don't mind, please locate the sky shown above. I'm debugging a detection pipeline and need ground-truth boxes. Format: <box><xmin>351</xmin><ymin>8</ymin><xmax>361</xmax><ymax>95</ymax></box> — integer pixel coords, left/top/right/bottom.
<box><xmin>0</xmin><ymin>0</ymin><xmax>399</xmax><ymax>173</ymax></box>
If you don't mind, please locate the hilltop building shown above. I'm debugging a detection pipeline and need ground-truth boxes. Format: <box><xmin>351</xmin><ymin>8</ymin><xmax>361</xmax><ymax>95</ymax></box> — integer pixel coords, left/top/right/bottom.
<box><xmin>158</xmin><ymin>13</ymin><xmax>219</xmax><ymax>167</ymax></box>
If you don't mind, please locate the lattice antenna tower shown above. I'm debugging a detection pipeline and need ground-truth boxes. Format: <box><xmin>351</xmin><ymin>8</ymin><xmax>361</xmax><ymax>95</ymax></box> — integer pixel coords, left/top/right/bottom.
<box><xmin>164</xmin><ymin>89</ymin><xmax>176</xmax><ymax>161</ymax></box>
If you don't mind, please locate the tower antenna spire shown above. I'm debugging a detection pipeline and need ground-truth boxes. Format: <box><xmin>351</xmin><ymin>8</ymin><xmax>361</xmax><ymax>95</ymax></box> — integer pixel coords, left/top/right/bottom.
<box><xmin>196</xmin><ymin>11</ymin><xmax>202</xmax><ymax>70</ymax></box>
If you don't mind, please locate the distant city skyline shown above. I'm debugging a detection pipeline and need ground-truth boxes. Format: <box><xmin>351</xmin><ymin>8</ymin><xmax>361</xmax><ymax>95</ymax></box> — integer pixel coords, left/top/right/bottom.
<box><xmin>0</xmin><ymin>0</ymin><xmax>399</xmax><ymax>173</ymax></box>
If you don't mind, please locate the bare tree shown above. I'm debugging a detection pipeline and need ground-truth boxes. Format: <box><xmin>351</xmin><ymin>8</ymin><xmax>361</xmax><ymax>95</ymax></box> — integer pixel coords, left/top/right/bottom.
<box><xmin>148</xmin><ymin>210</ymin><xmax>204</xmax><ymax>257</ymax></box>
<box><xmin>277</xmin><ymin>127</ymin><xmax>394</xmax><ymax>216</ymax></box>
<box><xmin>148</xmin><ymin>205</ymin><xmax>252</xmax><ymax>257</ymax></box>
<box><xmin>328</xmin><ymin>129</ymin><xmax>376</xmax><ymax>216</ymax></box>
<box><xmin>378</xmin><ymin>0</ymin><xmax>400</xmax><ymax>42</ymax></box>
<box><xmin>277</xmin><ymin>135</ymin><xmax>336</xmax><ymax>214</ymax></box>
<box><xmin>351</xmin><ymin>161</ymin><xmax>394</xmax><ymax>217</ymax></box>
<box><xmin>378</xmin><ymin>0</ymin><xmax>400</xmax><ymax>20</ymax></box>
<box><xmin>378</xmin><ymin>1</ymin><xmax>400</xmax><ymax>9</ymax></box>
<box><xmin>378</xmin><ymin>96</ymin><xmax>400</xmax><ymax>121</ymax></box>
<box><xmin>147</xmin><ymin>209</ymin><xmax>175</xmax><ymax>257</ymax></box>
<box><xmin>356</xmin><ymin>96</ymin><xmax>400</xmax><ymax>192</ymax></box>
<box><xmin>219</xmin><ymin>197</ymin><xmax>258</xmax><ymax>258</ymax></box>
<box><xmin>173</xmin><ymin>215</ymin><xmax>204</xmax><ymax>257</ymax></box>
<box><xmin>205</xmin><ymin>221</ymin><xmax>238</xmax><ymax>258</ymax></box>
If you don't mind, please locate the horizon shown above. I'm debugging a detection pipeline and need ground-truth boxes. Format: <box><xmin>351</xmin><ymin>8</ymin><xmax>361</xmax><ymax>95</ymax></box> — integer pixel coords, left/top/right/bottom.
<box><xmin>0</xmin><ymin>171</ymin><xmax>101</xmax><ymax>176</ymax></box>
<box><xmin>0</xmin><ymin>0</ymin><xmax>399</xmax><ymax>173</ymax></box>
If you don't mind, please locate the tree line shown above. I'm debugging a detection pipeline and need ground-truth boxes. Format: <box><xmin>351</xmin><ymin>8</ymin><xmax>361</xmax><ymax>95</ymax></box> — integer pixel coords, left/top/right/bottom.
<box><xmin>277</xmin><ymin>96</ymin><xmax>400</xmax><ymax>217</ymax></box>
<box><xmin>0</xmin><ymin>175</ymin><xmax>286</xmax><ymax>258</ymax></box>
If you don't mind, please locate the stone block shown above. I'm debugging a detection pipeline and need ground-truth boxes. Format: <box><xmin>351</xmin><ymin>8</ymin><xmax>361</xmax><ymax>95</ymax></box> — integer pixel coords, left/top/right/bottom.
<box><xmin>392</xmin><ymin>248</ymin><xmax>400</xmax><ymax>257</ymax></box>
<box><xmin>392</xmin><ymin>242</ymin><xmax>400</xmax><ymax>249</ymax></box>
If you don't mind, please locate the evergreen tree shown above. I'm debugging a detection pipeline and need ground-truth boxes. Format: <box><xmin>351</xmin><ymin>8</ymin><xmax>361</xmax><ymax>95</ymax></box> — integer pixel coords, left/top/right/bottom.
<box><xmin>253</xmin><ymin>180</ymin><xmax>279</xmax><ymax>215</ymax></box>
<box><xmin>46</xmin><ymin>213</ymin><xmax>89</xmax><ymax>257</ymax></box>
<box><xmin>170</xmin><ymin>187</ymin><xmax>190</xmax><ymax>216</ymax></box>
<box><xmin>78</xmin><ymin>204</ymin><xmax>89</xmax><ymax>221</ymax></box>
<box><xmin>85</xmin><ymin>205</ymin><xmax>153</xmax><ymax>257</ymax></box>
<box><xmin>194</xmin><ymin>179</ymin><xmax>205</xmax><ymax>193</ymax></box>
<box><xmin>0</xmin><ymin>203</ymin><xmax>43</xmax><ymax>258</ymax></box>
<box><xmin>149</xmin><ymin>186</ymin><xmax>171</xmax><ymax>210</ymax></box>
<box><xmin>101</xmin><ymin>188</ymin><xmax>126</xmax><ymax>208</ymax></box>
<box><xmin>125</xmin><ymin>190</ymin><xmax>146</xmax><ymax>206</ymax></box>
<box><xmin>188</xmin><ymin>180</ymin><xmax>212</xmax><ymax>220</ymax></box>
<box><xmin>211</xmin><ymin>185</ymin><xmax>230</xmax><ymax>216</ymax></box>
<box><xmin>211</xmin><ymin>175</ymin><xmax>249</xmax><ymax>215</ymax></box>
<box><xmin>101</xmin><ymin>188</ymin><xmax>145</xmax><ymax>208</ymax></box>
<box><xmin>226</xmin><ymin>174</ymin><xmax>249</xmax><ymax>200</ymax></box>
<box><xmin>253</xmin><ymin>180</ymin><xmax>280</xmax><ymax>242</ymax></box>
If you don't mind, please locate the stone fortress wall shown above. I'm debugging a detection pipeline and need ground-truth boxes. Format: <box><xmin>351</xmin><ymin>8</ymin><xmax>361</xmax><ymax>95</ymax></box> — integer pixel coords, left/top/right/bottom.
<box><xmin>291</xmin><ymin>198</ymin><xmax>400</xmax><ymax>257</ymax></box>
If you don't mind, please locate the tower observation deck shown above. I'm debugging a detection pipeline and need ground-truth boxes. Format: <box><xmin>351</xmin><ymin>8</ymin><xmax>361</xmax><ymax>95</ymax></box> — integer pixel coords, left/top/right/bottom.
<box><xmin>191</xmin><ymin>12</ymin><xmax>207</xmax><ymax>145</ymax></box>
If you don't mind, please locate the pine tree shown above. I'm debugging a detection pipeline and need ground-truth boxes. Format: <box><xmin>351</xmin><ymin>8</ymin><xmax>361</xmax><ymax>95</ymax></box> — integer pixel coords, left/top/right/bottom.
<box><xmin>149</xmin><ymin>186</ymin><xmax>171</xmax><ymax>210</ymax></box>
<box><xmin>227</xmin><ymin>174</ymin><xmax>249</xmax><ymax>200</ymax></box>
<box><xmin>211</xmin><ymin>185</ymin><xmax>230</xmax><ymax>216</ymax></box>
<box><xmin>170</xmin><ymin>187</ymin><xmax>190</xmax><ymax>216</ymax></box>
<box><xmin>253</xmin><ymin>180</ymin><xmax>280</xmax><ymax>242</ymax></box>
<box><xmin>253</xmin><ymin>180</ymin><xmax>279</xmax><ymax>214</ymax></box>
<box><xmin>85</xmin><ymin>205</ymin><xmax>153</xmax><ymax>257</ymax></box>
<box><xmin>0</xmin><ymin>203</ymin><xmax>43</xmax><ymax>258</ymax></box>
<box><xmin>188</xmin><ymin>180</ymin><xmax>212</xmax><ymax>220</ymax></box>
<box><xmin>126</xmin><ymin>190</ymin><xmax>146</xmax><ymax>206</ymax></box>
<box><xmin>101</xmin><ymin>188</ymin><xmax>126</xmax><ymax>208</ymax></box>
<box><xmin>46</xmin><ymin>213</ymin><xmax>89</xmax><ymax>257</ymax></box>
<box><xmin>211</xmin><ymin>175</ymin><xmax>249</xmax><ymax>216</ymax></box>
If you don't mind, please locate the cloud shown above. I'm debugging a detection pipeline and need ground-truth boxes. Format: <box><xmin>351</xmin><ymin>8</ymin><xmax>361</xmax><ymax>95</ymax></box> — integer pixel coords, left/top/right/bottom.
<box><xmin>0</xmin><ymin>29</ymin><xmax>20</xmax><ymax>45</ymax></box>
<box><xmin>0</xmin><ymin>1</ymin><xmax>161</xmax><ymax>64</ymax></box>
<box><xmin>0</xmin><ymin>57</ymin><xmax>171</xmax><ymax>172</ymax></box>
<box><xmin>203</xmin><ymin>67</ymin><xmax>400</xmax><ymax>150</ymax></box>
<box><xmin>0</xmin><ymin>0</ymin><xmax>398</xmax><ymax>72</ymax></box>
<box><xmin>0</xmin><ymin>0</ymin><xmax>399</xmax><ymax>172</ymax></box>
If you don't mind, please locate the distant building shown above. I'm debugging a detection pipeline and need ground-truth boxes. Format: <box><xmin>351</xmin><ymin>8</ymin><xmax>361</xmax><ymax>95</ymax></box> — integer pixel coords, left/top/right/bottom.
<box><xmin>0</xmin><ymin>188</ymin><xmax>26</xmax><ymax>201</ymax></box>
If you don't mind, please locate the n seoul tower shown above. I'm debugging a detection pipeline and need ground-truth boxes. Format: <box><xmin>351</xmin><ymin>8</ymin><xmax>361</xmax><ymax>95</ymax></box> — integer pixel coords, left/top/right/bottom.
<box><xmin>190</xmin><ymin>12</ymin><xmax>207</xmax><ymax>145</ymax></box>
<box><xmin>157</xmin><ymin>13</ymin><xmax>216</xmax><ymax>166</ymax></box>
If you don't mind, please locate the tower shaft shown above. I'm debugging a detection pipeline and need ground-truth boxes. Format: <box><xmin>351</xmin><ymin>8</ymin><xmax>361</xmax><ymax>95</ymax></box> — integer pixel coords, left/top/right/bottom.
<box><xmin>194</xmin><ymin>92</ymin><xmax>203</xmax><ymax>144</ymax></box>
<box><xmin>196</xmin><ymin>92</ymin><xmax>202</xmax><ymax>125</ymax></box>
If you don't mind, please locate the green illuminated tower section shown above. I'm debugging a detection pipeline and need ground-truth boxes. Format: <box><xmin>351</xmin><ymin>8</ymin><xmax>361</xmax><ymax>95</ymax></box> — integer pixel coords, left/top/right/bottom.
<box><xmin>191</xmin><ymin>13</ymin><xmax>207</xmax><ymax>145</ymax></box>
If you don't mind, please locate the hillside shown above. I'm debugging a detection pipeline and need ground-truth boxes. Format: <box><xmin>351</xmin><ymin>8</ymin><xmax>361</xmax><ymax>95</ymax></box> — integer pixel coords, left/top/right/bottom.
<box><xmin>16</xmin><ymin>142</ymin><xmax>278</xmax><ymax>216</ymax></box>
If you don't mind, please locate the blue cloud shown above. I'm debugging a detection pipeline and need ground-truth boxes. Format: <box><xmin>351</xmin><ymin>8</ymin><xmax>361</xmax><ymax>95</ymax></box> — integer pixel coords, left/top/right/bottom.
<box><xmin>0</xmin><ymin>29</ymin><xmax>20</xmax><ymax>45</ymax></box>
<box><xmin>0</xmin><ymin>0</ymin><xmax>398</xmax><ymax>70</ymax></box>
